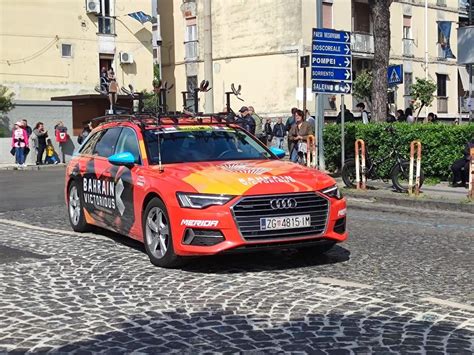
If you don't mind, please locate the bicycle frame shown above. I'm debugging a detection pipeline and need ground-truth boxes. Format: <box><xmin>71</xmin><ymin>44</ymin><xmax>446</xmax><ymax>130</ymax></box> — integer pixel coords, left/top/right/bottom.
<box><xmin>364</xmin><ymin>146</ymin><xmax>405</xmax><ymax>180</ymax></box>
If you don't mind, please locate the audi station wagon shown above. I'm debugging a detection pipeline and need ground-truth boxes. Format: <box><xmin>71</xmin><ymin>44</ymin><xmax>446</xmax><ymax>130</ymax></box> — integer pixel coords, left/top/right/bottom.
<box><xmin>66</xmin><ymin>115</ymin><xmax>348</xmax><ymax>267</ymax></box>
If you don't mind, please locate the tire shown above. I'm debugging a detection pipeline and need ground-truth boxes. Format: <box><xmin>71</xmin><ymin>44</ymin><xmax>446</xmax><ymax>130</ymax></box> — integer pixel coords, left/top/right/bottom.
<box><xmin>341</xmin><ymin>158</ymin><xmax>357</xmax><ymax>188</ymax></box>
<box><xmin>68</xmin><ymin>181</ymin><xmax>91</xmax><ymax>232</ymax></box>
<box><xmin>391</xmin><ymin>161</ymin><xmax>425</xmax><ymax>193</ymax></box>
<box><xmin>142</xmin><ymin>197</ymin><xmax>183</xmax><ymax>268</ymax></box>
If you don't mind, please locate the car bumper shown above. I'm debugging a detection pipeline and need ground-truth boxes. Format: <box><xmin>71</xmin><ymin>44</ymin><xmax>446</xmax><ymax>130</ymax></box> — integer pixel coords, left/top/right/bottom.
<box><xmin>169</xmin><ymin>197</ymin><xmax>348</xmax><ymax>256</ymax></box>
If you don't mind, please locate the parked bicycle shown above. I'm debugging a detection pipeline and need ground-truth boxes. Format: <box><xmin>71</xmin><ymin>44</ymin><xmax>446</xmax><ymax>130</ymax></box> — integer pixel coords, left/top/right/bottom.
<box><xmin>341</xmin><ymin>126</ymin><xmax>425</xmax><ymax>192</ymax></box>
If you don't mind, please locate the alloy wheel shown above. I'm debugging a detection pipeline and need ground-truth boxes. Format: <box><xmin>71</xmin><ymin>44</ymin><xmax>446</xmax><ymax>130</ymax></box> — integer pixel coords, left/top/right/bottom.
<box><xmin>145</xmin><ymin>207</ymin><xmax>170</xmax><ymax>259</ymax></box>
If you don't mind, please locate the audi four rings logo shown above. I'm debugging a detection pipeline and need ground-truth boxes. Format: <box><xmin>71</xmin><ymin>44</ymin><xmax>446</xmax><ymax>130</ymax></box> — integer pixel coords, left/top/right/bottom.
<box><xmin>270</xmin><ymin>198</ymin><xmax>297</xmax><ymax>209</ymax></box>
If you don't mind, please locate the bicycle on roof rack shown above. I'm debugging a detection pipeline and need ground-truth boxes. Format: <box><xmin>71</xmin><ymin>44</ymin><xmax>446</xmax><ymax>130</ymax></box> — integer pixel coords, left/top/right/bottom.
<box><xmin>341</xmin><ymin>125</ymin><xmax>425</xmax><ymax>193</ymax></box>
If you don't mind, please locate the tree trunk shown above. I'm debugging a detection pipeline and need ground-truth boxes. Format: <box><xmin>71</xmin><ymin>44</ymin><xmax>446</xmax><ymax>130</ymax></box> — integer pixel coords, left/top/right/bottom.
<box><xmin>369</xmin><ymin>0</ymin><xmax>392</xmax><ymax>122</ymax></box>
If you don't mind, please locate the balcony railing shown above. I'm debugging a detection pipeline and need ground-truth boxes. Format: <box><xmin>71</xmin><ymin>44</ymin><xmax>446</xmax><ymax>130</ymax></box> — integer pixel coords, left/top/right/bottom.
<box><xmin>98</xmin><ymin>16</ymin><xmax>115</xmax><ymax>35</ymax></box>
<box><xmin>351</xmin><ymin>32</ymin><xmax>374</xmax><ymax>54</ymax></box>
<box><xmin>403</xmin><ymin>38</ymin><xmax>414</xmax><ymax>57</ymax></box>
<box><xmin>437</xmin><ymin>97</ymin><xmax>448</xmax><ymax>113</ymax></box>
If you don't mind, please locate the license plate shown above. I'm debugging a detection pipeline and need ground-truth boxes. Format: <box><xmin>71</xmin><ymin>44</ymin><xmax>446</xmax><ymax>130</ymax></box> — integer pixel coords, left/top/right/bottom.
<box><xmin>260</xmin><ymin>215</ymin><xmax>311</xmax><ymax>231</ymax></box>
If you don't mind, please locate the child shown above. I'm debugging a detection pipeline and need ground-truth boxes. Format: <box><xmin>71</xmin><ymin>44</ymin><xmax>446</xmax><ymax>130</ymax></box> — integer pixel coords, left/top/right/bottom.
<box><xmin>44</xmin><ymin>139</ymin><xmax>59</xmax><ymax>164</ymax></box>
<box><xmin>11</xmin><ymin>121</ymin><xmax>29</xmax><ymax>168</ymax></box>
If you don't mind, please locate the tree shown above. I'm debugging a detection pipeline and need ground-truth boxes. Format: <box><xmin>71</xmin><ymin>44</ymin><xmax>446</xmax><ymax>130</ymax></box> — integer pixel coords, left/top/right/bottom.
<box><xmin>0</xmin><ymin>85</ymin><xmax>15</xmax><ymax>114</ymax></box>
<box><xmin>410</xmin><ymin>77</ymin><xmax>437</xmax><ymax>121</ymax></box>
<box><xmin>352</xmin><ymin>70</ymin><xmax>373</xmax><ymax>110</ymax></box>
<box><xmin>369</xmin><ymin>0</ymin><xmax>393</xmax><ymax>122</ymax></box>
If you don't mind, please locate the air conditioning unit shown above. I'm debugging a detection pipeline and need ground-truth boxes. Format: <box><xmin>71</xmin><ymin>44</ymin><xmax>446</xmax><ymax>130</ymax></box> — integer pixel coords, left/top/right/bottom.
<box><xmin>120</xmin><ymin>52</ymin><xmax>134</xmax><ymax>64</ymax></box>
<box><xmin>86</xmin><ymin>0</ymin><xmax>100</xmax><ymax>14</ymax></box>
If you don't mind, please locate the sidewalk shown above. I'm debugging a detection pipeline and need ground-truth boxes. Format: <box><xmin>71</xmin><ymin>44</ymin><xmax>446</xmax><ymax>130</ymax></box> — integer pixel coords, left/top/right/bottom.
<box><xmin>337</xmin><ymin>178</ymin><xmax>473</xmax><ymax>214</ymax></box>
<box><xmin>0</xmin><ymin>163</ymin><xmax>66</xmax><ymax>171</ymax></box>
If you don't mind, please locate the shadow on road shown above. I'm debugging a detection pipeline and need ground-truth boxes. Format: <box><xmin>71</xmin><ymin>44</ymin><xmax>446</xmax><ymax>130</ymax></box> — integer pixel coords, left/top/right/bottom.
<box><xmin>13</xmin><ymin>309</ymin><xmax>471</xmax><ymax>353</ymax></box>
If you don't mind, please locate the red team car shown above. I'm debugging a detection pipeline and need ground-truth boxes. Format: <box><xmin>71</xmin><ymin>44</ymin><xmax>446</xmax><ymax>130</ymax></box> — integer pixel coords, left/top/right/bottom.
<box><xmin>66</xmin><ymin>115</ymin><xmax>348</xmax><ymax>267</ymax></box>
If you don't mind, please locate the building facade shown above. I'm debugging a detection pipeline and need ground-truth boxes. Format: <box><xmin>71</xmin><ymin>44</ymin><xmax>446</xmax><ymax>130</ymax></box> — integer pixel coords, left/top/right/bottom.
<box><xmin>159</xmin><ymin>0</ymin><xmax>462</xmax><ymax>119</ymax></box>
<box><xmin>0</xmin><ymin>0</ymin><xmax>153</xmax><ymax>162</ymax></box>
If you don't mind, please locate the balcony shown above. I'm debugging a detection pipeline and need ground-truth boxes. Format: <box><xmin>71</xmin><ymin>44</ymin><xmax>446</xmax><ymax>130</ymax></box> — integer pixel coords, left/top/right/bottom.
<box><xmin>98</xmin><ymin>16</ymin><xmax>115</xmax><ymax>35</ymax></box>
<box><xmin>403</xmin><ymin>38</ymin><xmax>414</xmax><ymax>57</ymax></box>
<box><xmin>437</xmin><ymin>97</ymin><xmax>448</xmax><ymax>113</ymax></box>
<box><xmin>351</xmin><ymin>32</ymin><xmax>374</xmax><ymax>55</ymax></box>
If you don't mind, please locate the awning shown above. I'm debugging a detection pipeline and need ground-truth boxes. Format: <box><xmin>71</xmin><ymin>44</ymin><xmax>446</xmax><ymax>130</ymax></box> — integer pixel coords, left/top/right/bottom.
<box><xmin>458</xmin><ymin>66</ymin><xmax>470</xmax><ymax>91</ymax></box>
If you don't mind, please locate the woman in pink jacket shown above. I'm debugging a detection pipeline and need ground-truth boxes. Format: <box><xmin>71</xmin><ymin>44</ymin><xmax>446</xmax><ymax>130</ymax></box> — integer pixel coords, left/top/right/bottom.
<box><xmin>11</xmin><ymin>121</ymin><xmax>29</xmax><ymax>168</ymax></box>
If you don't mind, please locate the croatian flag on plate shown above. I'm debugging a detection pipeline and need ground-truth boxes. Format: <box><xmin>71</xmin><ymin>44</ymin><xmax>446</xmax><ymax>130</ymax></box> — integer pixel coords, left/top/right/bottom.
<box><xmin>128</xmin><ymin>11</ymin><xmax>152</xmax><ymax>24</ymax></box>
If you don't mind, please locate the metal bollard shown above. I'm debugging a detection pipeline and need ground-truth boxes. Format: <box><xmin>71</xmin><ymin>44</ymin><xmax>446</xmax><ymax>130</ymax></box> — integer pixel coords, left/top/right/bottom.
<box><xmin>355</xmin><ymin>139</ymin><xmax>366</xmax><ymax>190</ymax></box>
<box><xmin>409</xmin><ymin>140</ymin><xmax>422</xmax><ymax>196</ymax></box>
<box><xmin>469</xmin><ymin>147</ymin><xmax>474</xmax><ymax>200</ymax></box>
<box><xmin>306</xmin><ymin>135</ymin><xmax>317</xmax><ymax>168</ymax></box>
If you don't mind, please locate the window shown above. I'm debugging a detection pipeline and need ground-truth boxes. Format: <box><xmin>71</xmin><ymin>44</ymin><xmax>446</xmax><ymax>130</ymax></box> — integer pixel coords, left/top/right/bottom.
<box><xmin>115</xmin><ymin>128</ymin><xmax>141</xmax><ymax>164</ymax></box>
<box><xmin>80</xmin><ymin>131</ymin><xmax>103</xmax><ymax>155</ymax></box>
<box><xmin>322</xmin><ymin>2</ymin><xmax>332</xmax><ymax>28</ymax></box>
<box><xmin>353</xmin><ymin>2</ymin><xmax>371</xmax><ymax>33</ymax></box>
<box><xmin>93</xmin><ymin>127</ymin><xmax>122</xmax><ymax>157</ymax></box>
<box><xmin>184</xmin><ymin>24</ymin><xmax>198</xmax><ymax>59</ymax></box>
<box><xmin>61</xmin><ymin>44</ymin><xmax>72</xmax><ymax>58</ymax></box>
<box><xmin>98</xmin><ymin>0</ymin><xmax>115</xmax><ymax>34</ymax></box>
<box><xmin>437</xmin><ymin>74</ymin><xmax>447</xmax><ymax>97</ymax></box>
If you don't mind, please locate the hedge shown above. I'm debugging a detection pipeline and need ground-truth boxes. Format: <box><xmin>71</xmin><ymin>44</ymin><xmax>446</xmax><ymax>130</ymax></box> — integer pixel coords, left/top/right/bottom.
<box><xmin>323</xmin><ymin>122</ymin><xmax>474</xmax><ymax>180</ymax></box>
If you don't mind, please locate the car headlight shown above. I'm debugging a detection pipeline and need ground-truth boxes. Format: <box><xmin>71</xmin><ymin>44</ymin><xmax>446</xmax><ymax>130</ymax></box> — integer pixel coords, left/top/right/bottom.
<box><xmin>176</xmin><ymin>192</ymin><xmax>235</xmax><ymax>209</ymax></box>
<box><xmin>321</xmin><ymin>185</ymin><xmax>342</xmax><ymax>199</ymax></box>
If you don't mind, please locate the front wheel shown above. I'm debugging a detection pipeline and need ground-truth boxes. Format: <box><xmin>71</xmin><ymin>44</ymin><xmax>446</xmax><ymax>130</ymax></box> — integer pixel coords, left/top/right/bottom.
<box><xmin>68</xmin><ymin>181</ymin><xmax>91</xmax><ymax>232</ymax></box>
<box><xmin>391</xmin><ymin>161</ymin><xmax>425</xmax><ymax>193</ymax></box>
<box><xmin>341</xmin><ymin>158</ymin><xmax>357</xmax><ymax>188</ymax></box>
<box><xmin>142</xmin><ymin>198</ymin><xmax>184</xmax><ymax>268</ymax></box>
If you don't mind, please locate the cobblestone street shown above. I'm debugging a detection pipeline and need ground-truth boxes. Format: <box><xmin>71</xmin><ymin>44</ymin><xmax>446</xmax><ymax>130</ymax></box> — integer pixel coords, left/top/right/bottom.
<box><xmin>0</xmin><ymin>202</ymin><xmax>472</xmax><ymax>354</ymax></box>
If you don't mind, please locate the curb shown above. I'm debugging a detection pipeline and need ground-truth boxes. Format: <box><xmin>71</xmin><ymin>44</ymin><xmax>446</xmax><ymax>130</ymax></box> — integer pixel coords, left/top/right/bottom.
<box><xmin>0</xmin><ymin>164</ymin><xmax>66</xmax><ymax>171</ymax></box>
<box><xmin>344</xmin><ymin>190</ymin><xmax>473</xmax><ymax>214</ymax></box>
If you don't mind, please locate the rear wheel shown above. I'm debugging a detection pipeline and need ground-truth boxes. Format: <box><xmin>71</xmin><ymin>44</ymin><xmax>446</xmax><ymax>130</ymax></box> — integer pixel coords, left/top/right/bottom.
<box><xmin>142</xmin><ymin>198</ymin><xmax>183</xmax><ymax>268</ymax></box>
<box><xmin>341</xmin><ymin>159</ymin><xmax>357</xmax><ymax>188</ymax></box>
<box><xmin>391</xmin><ymin>161</ymin><xmax>425</xmax><ymax>193</ymax></box>
<box><xmin>68</xmin><ymin>181</ymin><xmax>91</xmax><ymax>232</ymax></box>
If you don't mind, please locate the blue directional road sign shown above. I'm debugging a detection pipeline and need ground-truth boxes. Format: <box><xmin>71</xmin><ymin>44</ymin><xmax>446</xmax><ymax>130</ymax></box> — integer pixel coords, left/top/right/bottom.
<box><xmin>387</xmin><ymin>64</ymin><xmax>403</xmax><ymax>86</ymax></box>
<box><xmin>312</xmin><ymin>28</ymin><xmax>352</xmax><ymax>94</ymax></box>
<box><xmin>312</xmin><ymin>55</ymin><xmax>351</xmax><ymax>68</ymax></box>
<box><xmin>312</xmin><ymin>81</ymin><xmax>352</xmax><ymax>94</ymax></box>
<box><xmin>312</xmin><ymin>67</ymin><xmax>352</xmax><ymax>82</ymax></box>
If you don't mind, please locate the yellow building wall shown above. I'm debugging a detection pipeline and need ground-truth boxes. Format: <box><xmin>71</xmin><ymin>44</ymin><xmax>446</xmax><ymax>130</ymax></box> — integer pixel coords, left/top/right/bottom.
<box><xmin>0</xmin><ymin>0</ymin><xmax>153</xmax><ymax>100</ymax></box>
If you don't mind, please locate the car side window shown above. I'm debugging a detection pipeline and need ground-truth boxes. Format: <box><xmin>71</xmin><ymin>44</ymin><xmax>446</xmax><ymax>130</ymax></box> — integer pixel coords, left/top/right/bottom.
<box><xmin>79</xmin><ymin>131</ymin><xmax>103</xmax><ymax>155</ymax></box>
<box><xmin>93</xmin><ymin>127</ymin><xmax>122</xmax><ymax>158</ymax></box>
<box><xmin>115</xmin><ymin>127</ymin><xmax>141</xmax><ymax>164</ymax></box>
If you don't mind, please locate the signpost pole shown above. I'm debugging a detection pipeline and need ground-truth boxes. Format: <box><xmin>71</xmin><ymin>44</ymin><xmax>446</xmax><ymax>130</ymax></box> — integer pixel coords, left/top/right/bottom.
<box><xmin>316</xmin><ymin>0</ymin><xmax>325</xmax><ymax>171</ymax></box>
<box><xmin>470</xmin><ymin>64</ymin><xmax>473</xmax><ymax>123</ymax></box>
<box><xmin>341</xmin><ymin>94</ymin><xmax>345</xmax><ymax>169</ymax></box>
<box><xmin>303</xmin><ymin>65</ymin><xmax>307</xmax><ymax>116</ymax></box>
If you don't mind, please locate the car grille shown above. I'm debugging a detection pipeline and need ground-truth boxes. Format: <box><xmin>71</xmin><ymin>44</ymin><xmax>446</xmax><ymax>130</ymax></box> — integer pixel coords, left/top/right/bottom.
<box><xmin>232</xmin><ymin>192</ymin><xmax>329</xmax><ymax>241</ymax></box>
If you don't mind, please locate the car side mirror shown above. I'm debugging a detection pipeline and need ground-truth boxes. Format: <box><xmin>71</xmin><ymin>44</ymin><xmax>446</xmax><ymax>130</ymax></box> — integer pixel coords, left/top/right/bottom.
<box><xmin>270</xmin><ymin>147</ymin><xmax>286</xmax><ymax>159</ymax></box>
<box><xmin>108</xmin><ymin>152</ymin><xmax>136</xmax><ymax>167</ymax></box>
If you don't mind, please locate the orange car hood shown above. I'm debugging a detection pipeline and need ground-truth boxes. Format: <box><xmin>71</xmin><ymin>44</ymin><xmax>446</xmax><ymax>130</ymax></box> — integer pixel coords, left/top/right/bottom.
<box><xmin>153</xmin><ymin>159</ymin><xmax>335</xmax><ymax>196</ymax></box>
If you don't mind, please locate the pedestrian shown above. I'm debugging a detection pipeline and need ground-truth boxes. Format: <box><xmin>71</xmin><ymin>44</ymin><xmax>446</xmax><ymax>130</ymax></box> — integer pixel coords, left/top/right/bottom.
<box><xmin>78</xmin><ymin>121</ymin><xmax>92</xmax><ymax>145</ymax></box>
<box><xmin>44</xmin><ymin>139</ymin><xmax>59</xmax><ymax>164</ymax></box>
<box><xmin>450</xmin><ymin>138</ymin><xmax>474</xmax><ymax>188</ymax></box>
<box><xmin>336</xmin><ymin>105</ymin><xmax>354</xmax><ymax>124</ymax></box>
<box><xmin>272</xmin><ymin>117</ymin><xmax>287</xmax><ymax>149</ymax></box>
<box><xmin>356</xmin><ymin>103</ymin><xmax>369</xmax><ymax>124</ymax></box>
<box><xmin>54</xmin><ymin>121</ymin><xmax>69</xmax><ymax>163</ymax></box>
<box><xmin>285</xmin><ymin>107</ymin><xmax>297</xmax><ymax>149</ymax></box>
<box><xmin>405</xmin><ymin>107</ymin><xmax>415</xmax><ymax>124</ymax></box>
<box><xmin>11</xmin><ymin>121</ymin><xmax>29</xmax><ymax>168</ymax></box>
<box><xmin>236</xmin><ymin>106</ymin><xmax>256</xmax><ymax>135</ymax></box>
<box><xmin>107</xmin><ymin>68</ymin><xmax>119</xmax><ymax>107</ymax></box>
<box><xmin>305</xmin><ymin>109</ymin><xmax>315</xmax><ymax>127</ymax></box>
<box><xmin>248</xmin><ymin>106</ymin><xmax>264</xmax><ymax>142</ymax></box>
<box><xmin>100</xmin><ymin>67</ymin><xmax>108</xmax><ymax>92</ymax></box>
<box><xmin>263</xmin><ymin>117</ymin><xmax>273</xmax><ymax>146</ymax></box>
<box><xmin>288</xmin><ymin>109</ymin><xmax>314</xmax><ymax>163</ymax></box>
<box><xmin>22</xmin><ymin>119</ymin><xmax>32</xmax><ymax>137</ymax></box>
<box><xmin>426</xmin><ymin>112</ymin><xmax>438</xmax><ymax>124</ymax></box>
<box><xmin>33</xmin><ymin>122</ymin><xmax>48</xmax><ymax>165</ymax></box>
<box><xmin>395</xmin><ymin>109</ymin><xmax>406</xmax><ymax>122</ymax></box>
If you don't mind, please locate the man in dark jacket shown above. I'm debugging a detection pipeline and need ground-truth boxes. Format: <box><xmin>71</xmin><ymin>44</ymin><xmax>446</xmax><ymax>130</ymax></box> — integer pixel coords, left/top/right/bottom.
<box><xmin>237</xmin><ymin>106</ymin><xmax>256</xmax><ymax>135</ymax></box>
<box><xmin>336</xmin><ymin>105</ymin><xmax>354</xmax><ymax>124</ymax></box>
<box><xmin>272</xmin><ymin>117</ymin><xmax>286</xmax><ymax>149</ymax></box>
<box><xmin>451</xmin><ymin>139</ymin><xmax>474</xmax><ymax>187</ymax></box>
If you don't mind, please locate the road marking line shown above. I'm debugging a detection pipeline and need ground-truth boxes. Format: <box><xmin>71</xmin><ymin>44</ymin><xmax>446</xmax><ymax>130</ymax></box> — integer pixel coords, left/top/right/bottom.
<box><xmin>0</xmin><ymin>218</ymin><xmax>106</xmax><ymax>241</ymax></box>
<box><xmin>316</xmin><ymin>277</ymin><xmax>373</xmax><ymax>289</ymax></box>
<box><xmin>420</xmin><ymin>297</ymin><xmax>474</xmax><ymax>312</ymax></box>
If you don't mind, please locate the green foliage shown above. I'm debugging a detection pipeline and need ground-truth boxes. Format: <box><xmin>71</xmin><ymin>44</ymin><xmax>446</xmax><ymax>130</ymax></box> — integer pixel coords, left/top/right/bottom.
<box><xmin>323</xmin><ymin>122</ymin><xmax>474</xmax><ymax>180</ymax></box>
<box><xmin>0</xmin><ymin>85</ymin><xmax>15</xmax><ymax>114</ymax></box>
<box><xmin>352</xmin><ymin>70</ymin><xmax>372</xmax><ymax>107</ymax></box>
<box><xmin>410</xmin><ymin>78</ymin><xmax>437</xmax><ymax>118</ymax></box>
<box><xmin>142</xmin><ymin>90</ymin><xmax>159</xmax><ymax>112</ymax></box>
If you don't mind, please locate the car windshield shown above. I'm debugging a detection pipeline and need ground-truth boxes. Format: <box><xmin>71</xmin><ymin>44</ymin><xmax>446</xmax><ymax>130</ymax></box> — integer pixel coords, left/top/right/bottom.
<box><xmin>144</xmin><ymin>127</ymin><xmax>273</xmax><ymax>164</ymax></box>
